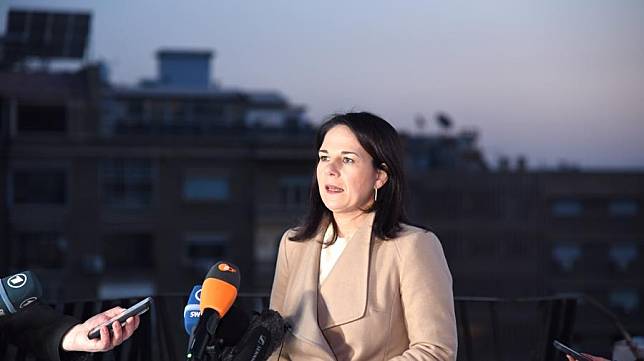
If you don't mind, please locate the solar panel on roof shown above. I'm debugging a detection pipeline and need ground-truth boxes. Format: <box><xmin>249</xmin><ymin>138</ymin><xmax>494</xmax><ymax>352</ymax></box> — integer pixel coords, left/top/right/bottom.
<box><xmin>2</xmin><ymin>9</ymin><xmax>91</xmax><ymax>61</ymax></box>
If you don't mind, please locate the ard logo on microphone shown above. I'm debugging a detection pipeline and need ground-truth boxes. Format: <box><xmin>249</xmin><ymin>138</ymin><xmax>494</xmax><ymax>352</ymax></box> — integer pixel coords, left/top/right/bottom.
<box><xmin>218</xmin><ymin>263</ymin><xmax>237</xmax><ymax>273</ymax></box>
<box><xmin>19</xmin><ymin>297</ymin><xmax>37</xmax><ymax>309</ymax></box>
<box><xmin>7</xmin><ymin>273</ymin><xmax>27</xmax><ymax>289</ymax></box>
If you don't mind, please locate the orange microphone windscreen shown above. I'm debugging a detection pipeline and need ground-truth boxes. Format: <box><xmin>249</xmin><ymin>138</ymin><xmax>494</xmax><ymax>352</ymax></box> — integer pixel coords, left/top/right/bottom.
<box><xmin>199</xmin><ymin>261</ymin><xmax>240</xmax><ymax>317</ymax></box>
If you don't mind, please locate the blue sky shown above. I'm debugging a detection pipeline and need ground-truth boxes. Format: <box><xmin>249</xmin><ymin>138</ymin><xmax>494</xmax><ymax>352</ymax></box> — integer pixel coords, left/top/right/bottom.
<box><xmin>2</xmin><ymin>0</ymin><xmax>643</xmax><ymax>169</ymax></box>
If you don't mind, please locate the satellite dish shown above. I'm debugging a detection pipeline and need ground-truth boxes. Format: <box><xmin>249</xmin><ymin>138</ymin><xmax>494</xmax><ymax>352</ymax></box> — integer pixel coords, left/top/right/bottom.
<box><xmin>435</xmin><ymin>112</ymin><xmax>453</xmax><ymax>130</ymax></box>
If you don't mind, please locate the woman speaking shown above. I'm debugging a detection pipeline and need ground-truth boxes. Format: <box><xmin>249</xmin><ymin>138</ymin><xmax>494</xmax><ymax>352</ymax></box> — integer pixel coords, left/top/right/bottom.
<box><xmin>269</xmin><ymin>112</ymin><xmax>457</xmax><ymax>360</ymax></box>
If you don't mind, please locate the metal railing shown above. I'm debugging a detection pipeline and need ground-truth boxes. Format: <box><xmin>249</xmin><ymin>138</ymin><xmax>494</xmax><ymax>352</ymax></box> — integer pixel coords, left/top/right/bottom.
<box><xmin>454</xmin><ymin>295</ymin><xmax>578</xmax><ymax>361</ymax></box>
<box><xmin>0</xmin><ymin>294</ymin><xmax>578</xmax><ymax>361</ymax></box>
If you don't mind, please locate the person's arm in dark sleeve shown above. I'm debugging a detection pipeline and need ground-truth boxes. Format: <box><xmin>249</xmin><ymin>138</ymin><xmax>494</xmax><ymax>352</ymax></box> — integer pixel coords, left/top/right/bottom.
<box><xmin>2</xmin><ymin>302</ymin><xmax>90</xmax><ymax>361</ymax></box>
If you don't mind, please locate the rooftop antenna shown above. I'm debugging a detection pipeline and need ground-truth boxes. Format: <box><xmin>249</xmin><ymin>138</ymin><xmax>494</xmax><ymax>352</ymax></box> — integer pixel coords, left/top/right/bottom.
<box><xmin>414</xmin><ymin>113</ymin><xmax>427</xmax><ymax>134</ymax></box>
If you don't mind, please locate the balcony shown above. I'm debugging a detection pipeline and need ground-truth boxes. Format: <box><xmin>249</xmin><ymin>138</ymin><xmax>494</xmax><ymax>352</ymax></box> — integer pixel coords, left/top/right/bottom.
<box><xmin>1</xmin><ymin>294</ymin><xmax>585</xmax><ymax>361</ymax></box>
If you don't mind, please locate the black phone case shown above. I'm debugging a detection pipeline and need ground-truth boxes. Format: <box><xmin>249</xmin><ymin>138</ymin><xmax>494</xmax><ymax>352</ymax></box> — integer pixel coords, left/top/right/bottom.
<box><xmin>87</xmin><ymin>297</ymin><xmax>151</xmax><ymax>340</ymax></box>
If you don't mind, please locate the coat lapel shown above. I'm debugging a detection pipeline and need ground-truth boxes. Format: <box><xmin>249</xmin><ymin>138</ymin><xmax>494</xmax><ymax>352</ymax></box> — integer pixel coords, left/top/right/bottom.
<box><xmin>282</xmin><ymin>228</ymin><xmax>335</xmax><ymax>358</ymax></box>
<box><xmin>318</xmin><ymin>212</ymin><xmax>374</xmax><ymax>330</ymax></box>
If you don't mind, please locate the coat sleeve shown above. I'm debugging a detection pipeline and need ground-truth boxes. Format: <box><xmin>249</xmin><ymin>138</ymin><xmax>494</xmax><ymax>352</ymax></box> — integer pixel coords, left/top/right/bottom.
<box><xmin>269</xmin><ymin>230</ymin><xmax>292</xmax><ymax>313</ymax></box>
<box><xmin>0</xmin><ymin>302</ymin><xmax>91</xmax><ymax>361</ymax></box>
<box><xmin>267</xmin><ymin>230</ymin><xmax>292</xmax><ymax>361</ymax></box>
<box><xmin>388</xmin><ymin>231</ymin><xmax>458</xmax><ymax>361</ymax></box>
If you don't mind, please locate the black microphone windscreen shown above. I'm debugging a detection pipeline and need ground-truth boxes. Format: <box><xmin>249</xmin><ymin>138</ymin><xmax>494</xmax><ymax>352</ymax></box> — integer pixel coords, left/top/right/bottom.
<box><xmin>221</xmin><ymin>309</ymin><xmax>287</xmax><ymax>361</ymax></box>
<box><xmin>214</xmin><ymin>304</ymin><xmax>251</xmax><ymax>347</ymax></box>
<box><xmin>0</xmin><ymin>271</ymin><xmax>43</xmax><ymax>316</ymax></box>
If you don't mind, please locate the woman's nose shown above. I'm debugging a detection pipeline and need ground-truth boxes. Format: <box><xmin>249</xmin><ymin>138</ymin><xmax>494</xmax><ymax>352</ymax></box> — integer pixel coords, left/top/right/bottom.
<box><xmin>325</xmin><ymin>159</ymin><xmax>340</xmax><ymax>176</ymax></box>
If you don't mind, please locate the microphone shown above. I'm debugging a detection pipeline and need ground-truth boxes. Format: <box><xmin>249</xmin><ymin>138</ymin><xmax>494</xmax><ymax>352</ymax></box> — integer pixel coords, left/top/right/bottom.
<box><xmin>187</xmin><ymin>261</ymin><xmax>241</xmax><ymax>361</ymax></box>
<box><xmin>184</xmin><ymin>285</ymin><xmax>202</xmax><ymax>335</ymax></box>
<box><xmin>220</xmin><ymin>309</ymin><xmax>288</xmax><ymax>361</ymax></box>
<box><xmin>0</xmin><ymin>271</ymin><xmax>43</xmax><ymax>317</ymax></box>
<box><xmin>215</xmin><ymin>304</ymin><xmax>251</xmax><ymax>347</ymax></box>
<box><xmin>183</xmin><ymin>285</ymin><xmax>249</xmax><ymax>346</ymax></box>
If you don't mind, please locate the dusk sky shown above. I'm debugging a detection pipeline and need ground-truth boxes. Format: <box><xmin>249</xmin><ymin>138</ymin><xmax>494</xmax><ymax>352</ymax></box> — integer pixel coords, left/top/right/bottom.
<box><xmin>2</xmin><ymin>1</ymin><xmax>643</xmax><ymax>169</ymax></box>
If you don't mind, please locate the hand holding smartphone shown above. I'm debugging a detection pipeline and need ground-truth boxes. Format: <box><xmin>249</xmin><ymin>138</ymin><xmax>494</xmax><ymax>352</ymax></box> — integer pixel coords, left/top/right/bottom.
<box><xmin>87</xmin><ymin>297</ymin><xmax>152</xmax><ymax>340</ymax></box>
<box><xmin>553</xmin><ymin>340</ymin><xmax>593</xmax><ymax>361</ymax></box>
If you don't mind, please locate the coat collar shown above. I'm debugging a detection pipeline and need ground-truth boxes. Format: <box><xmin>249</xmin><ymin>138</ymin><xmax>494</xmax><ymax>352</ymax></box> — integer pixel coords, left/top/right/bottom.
<box><xmin>281</xmin><ymin>212</ymin><xmax>376</xmax><ymax>357</ymax></box>
<box><xmin>318</xmin><ymin>212</ymin><xmax>374</xmax><ymax>330</ymax></box>
<box><xmin>282</xmin><ymin>221</ymin><xmax>333</xmax><ymax>356</ymax></box>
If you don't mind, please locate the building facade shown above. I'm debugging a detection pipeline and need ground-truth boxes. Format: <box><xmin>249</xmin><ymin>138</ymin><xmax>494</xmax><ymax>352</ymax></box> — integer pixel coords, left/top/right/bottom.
<box><xmin>0</xmin><ymin>51</ymin><xmax>313</xmax><ymax>299</ymax></box>
<box><xmin>0</xmin><ymin>57</ymin><xmax>641</xmax><ymax>356</ymax></box>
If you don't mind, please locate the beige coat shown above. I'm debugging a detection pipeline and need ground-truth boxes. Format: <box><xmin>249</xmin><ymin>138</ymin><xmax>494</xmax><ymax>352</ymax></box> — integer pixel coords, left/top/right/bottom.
<box><xmin>269</xmin><ymin>212</ymin><xmax>457</xmax><ymax>361</ymax></box>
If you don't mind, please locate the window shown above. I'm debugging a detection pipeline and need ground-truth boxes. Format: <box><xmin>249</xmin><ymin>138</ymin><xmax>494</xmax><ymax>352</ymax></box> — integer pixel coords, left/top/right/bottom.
<box><xmin>552</xmin><ymin>243</ymin><xmax>581</xmax><ymax>272</ymax></box>
<box><xmin>103</xmin><ymin>233</ymin><xmax>154</xmax><ymax>270</ymax></box>
<box><xmin>245</xmin><ymin>110</ymin><xmax>286</xmax><ymax>128</ymax></box>
<box><xmin>101</xmin><ymin>159</ymin><xmax>153</xmax><ymax>208</ymax></box>
<box><xmin>12</xmin><ymin>169</ymin><xmax>66</xmax><ymax>205</ymax></box>
<box><xmin>98</xmin><ymin>280</ymin><xmax>155</xmax><ymax>299</ymax></box>
<box><xmin>609</xmin><ymin>199</ymin><xmax>639</xmax><ymax>217</ymax></box>
<box><xmin>81</xmin><ymin>254</ymin><xmax>105</xmax><ymax>274</ymax></box>
<box><xmin>17</xmin><ymin>104</ymin><xmax>66</xmax><ymax>134</ymax></box>
<box><xmin>193</xmin><ymin>101</ymin><xmax>224</xmax><ymax>125</ymax></box>
<box><xmin>166</xmin><ymin>101</ymin><xmax>188</xmax><ymax>122</ymax></box>
<box><xmin>279</xmin><ymin>176</ymin><xmax>310</xmax><ymax>207</ymax></box>
<box><xmin>609</xmin><ymin>289</ymin><xmax>639</xmax><ymax>314</ymax></box>
<box><xmin>609</xmin><ymin>243</ymin><xmax>638</xmax><ymax>272</ymax></box>
<box><xmin>183</xmin><ymin>176</ymin><xmax>229</xmax><ymax>201</ymax></box>
<box><xmin>185</xmin><ymin>233</ymin><xmax>229</xmax><ymax>271</ymax></box>
<box><xmin>551</xmin><ymin>200</ymin><xmax>582</xmax><ymax>217</ymax></box>
<box><xmin>14</xmin><ymin>232</ymin><xmax>66</xmax><ymax>268</ymax></box>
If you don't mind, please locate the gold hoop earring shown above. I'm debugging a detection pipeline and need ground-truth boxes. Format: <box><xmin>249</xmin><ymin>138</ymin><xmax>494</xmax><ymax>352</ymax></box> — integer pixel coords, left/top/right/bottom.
<box><xmin>374</xmin><ymin>187</ymin><xmax>378</xmax><ymax>202</ymax></box>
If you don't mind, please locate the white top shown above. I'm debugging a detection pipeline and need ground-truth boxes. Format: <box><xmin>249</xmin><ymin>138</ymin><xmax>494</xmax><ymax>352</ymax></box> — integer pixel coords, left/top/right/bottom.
<box><xmin>319</xmin><ymin>225</ymin><xmax>348</xmax><ymax>284</ymax></box>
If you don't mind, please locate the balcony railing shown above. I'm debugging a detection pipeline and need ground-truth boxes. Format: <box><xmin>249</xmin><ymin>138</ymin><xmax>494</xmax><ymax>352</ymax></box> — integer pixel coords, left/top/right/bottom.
<box><xmin>0</xmin><ymin>294</ymin><xmax>578</xmax><ymax>361</ymax></box>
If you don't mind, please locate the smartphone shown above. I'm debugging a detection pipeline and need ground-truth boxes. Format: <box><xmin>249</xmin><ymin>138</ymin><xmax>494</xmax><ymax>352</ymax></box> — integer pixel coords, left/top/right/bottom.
<box><xmin>87</xmin><ymin>297</ymin><xmax>152</xmax><ymax>340</ymax></box>
<box><xmin>553</xmin><ymin>340</ymin><xmax>592</xmax><ymax>361</ymax></box>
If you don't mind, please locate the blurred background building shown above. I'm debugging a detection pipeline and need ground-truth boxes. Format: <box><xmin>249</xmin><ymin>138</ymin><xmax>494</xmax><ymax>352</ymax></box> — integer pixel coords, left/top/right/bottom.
<box><xmin>0</xmin><ymin>6</ymin><xmax>642</xmax><ymax>358</ymax></box>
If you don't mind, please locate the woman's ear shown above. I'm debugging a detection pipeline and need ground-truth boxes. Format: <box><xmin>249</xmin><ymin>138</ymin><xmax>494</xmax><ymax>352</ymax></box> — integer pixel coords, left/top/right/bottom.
<box><xmin>375</xmin><ymin>163</ymin><xmax>389</xmax><ymax>189</ymax></box>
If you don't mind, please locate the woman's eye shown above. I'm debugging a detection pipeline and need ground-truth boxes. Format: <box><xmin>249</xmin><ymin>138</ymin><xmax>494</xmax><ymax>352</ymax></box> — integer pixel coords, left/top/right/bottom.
<box><xmin>319</xmin><ymin>155</ymin><xmax>329</xmax><ymax>161</ymax></box>
<box><xmin>343</xmin><ymin>157</ymin><xmax>354</xmax><ymax>164</ymax></box>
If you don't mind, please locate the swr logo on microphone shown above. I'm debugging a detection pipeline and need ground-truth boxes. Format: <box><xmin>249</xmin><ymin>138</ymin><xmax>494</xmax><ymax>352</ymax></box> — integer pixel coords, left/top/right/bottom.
<box><xmin>218</xmin><ymin>263</ymin><xmax>237</xmax><ymax>273</ymax></box>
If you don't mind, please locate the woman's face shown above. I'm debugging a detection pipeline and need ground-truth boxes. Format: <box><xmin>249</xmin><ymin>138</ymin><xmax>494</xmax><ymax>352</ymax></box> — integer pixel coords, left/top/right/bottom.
<box><xmin>316</xmin><ymin>125</ymin><xmax>387</xmax><ymax>216</ymax></box>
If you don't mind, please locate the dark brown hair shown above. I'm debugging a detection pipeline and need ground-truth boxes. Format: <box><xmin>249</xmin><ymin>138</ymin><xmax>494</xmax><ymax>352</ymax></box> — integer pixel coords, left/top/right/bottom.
<box><xmin>290</xmin><ymin>112</ymin><xmax>408</xmax><ymax>242</ymax></box>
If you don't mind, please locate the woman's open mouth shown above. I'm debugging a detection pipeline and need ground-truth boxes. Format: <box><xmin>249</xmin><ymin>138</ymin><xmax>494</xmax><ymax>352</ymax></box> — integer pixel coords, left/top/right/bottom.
<box><xmin>325</xmin><ymin>184</ymin><xmax>344</xmax><ymax>193</ymax></box>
